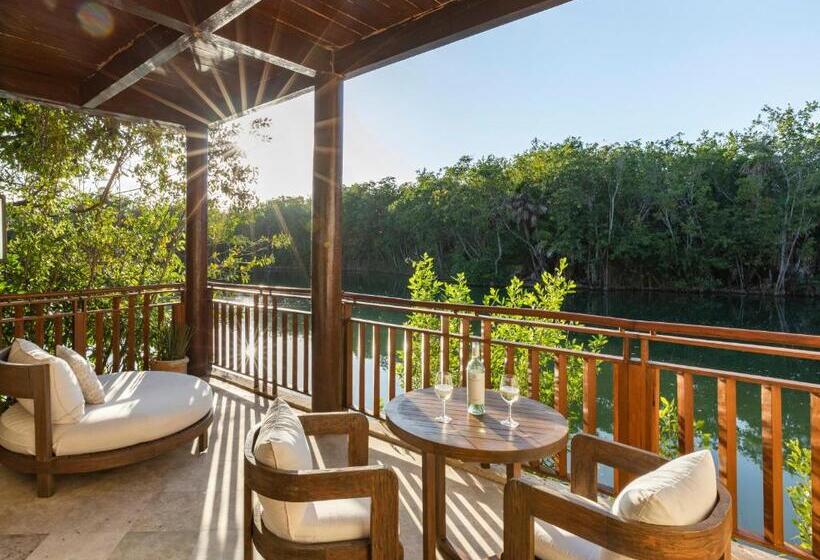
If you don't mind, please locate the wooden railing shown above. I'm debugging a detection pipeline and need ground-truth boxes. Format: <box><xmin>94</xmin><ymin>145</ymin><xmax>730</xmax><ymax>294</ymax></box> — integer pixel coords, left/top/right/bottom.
<box><xmin>207</xmin><ymin>283</ymin><xmax>820</xmax><ymax>559</ymax></box>
<box><xmin>2</xmin><ymin>282</ymin><xmax>819</xmax><ymax>558</ymax></box>
<box><xmin>208</xmin><ymin>282</ymin><xmax>312</xmax><ymax>397</ymax></box>
<box><xmin>0</xmin><ymin>285</ymin><xmax>184</xmax><ymax>373</ymax></box>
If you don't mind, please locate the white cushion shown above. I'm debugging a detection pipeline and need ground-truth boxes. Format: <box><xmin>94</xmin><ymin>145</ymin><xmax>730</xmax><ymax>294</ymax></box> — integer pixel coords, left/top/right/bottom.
<box><xmin>254</xmin><ymin>398</ymin><xmax>371</xmax><ymax>544</ymax></box>
<box><xmin>56</xmin><ymin>345</ymin><xmax>105</xmax><ymax>404</ymax></box>
<box><xmin>535</xmin><ymin>451</ymin><xmax>717</xmax><ymax>560</ymax></box>
<box><xmin>0</xmin><ymin>371</ymin><xmax>212</xmax><ymax>456</ymax></box>
<box><xmin>9</xmin><ymin>338</ymin><xmax>85</xmax><ymax>424</ymax></box>
<box><xmin>535</xmin><ymin>496</ymin><xmax>611</xmax><ymax>560</ymax></box>
<box><xmin>611</xmin><ymin>450</ymin><xmax>717</xmax><ymax>525</ymax></box>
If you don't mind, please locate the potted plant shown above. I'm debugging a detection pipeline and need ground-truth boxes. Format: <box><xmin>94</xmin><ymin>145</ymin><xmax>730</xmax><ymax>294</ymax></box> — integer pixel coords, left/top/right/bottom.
<box><xmin>150</xmin><ymin>323</ymin><xmax>193</xmax><ymax>374</ymax></box>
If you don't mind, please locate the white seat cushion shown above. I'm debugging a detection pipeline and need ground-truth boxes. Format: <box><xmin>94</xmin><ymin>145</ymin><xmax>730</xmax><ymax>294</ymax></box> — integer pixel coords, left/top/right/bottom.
<box><xmin>611</xmin><ymin>450</ymin><xmax>717</xmax><ymax>525</ymax></box>
<box><xmin>56</xmin><ymin>345</ymin><xmax>105</xmax><ymax>404</ymax></box>
<box><xmin>253</xmin><ymin>398</ymin><xmax>371</xmax><ymax>544</ymax></box>
<box><xmin>9</xmin><ymin>338</ymin><xmax>85</xmax><ymax>424</ymax></box>
<box><xmin>0</xmin><ymin>371</ymin><xmax>212</xmax><ymax>456</ymax></box>
<box><xmin>534</xmin><ymin>496</ymin><xmax>629</xmax><ymax>560</ymax></box>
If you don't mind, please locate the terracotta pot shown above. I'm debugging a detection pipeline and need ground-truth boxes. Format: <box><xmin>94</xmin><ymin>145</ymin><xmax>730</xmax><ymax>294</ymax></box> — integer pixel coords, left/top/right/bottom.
<box><xmin>149</xmin><ymin>356</ymin><xmax>189</xmax><ymax>374</ymax></box>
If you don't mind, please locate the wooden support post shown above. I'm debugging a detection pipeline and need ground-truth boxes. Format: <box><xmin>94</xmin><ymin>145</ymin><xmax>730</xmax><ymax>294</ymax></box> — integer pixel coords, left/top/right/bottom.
<box><xmin>185</xmin><ymin>124</ymin><xmax>209</xmax><ymax>376</ymax></box>
<box><xmin>310</xmin><ymin>72</ymin><xmax>344</xmax><ymax>411</ymax></box>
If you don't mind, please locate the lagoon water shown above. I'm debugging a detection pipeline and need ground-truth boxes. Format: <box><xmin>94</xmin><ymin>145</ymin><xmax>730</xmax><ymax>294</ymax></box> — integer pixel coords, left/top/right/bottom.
<box><xmin>256</xmin><ymin>267</ymin><xmax>819</xmax><ymax>546</ymax></box>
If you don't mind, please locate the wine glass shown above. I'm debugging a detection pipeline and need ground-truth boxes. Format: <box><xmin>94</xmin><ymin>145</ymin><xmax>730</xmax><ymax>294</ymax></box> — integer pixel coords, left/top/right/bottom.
<box><xmin>499</xmin><ymin>373</ymin><xmax>520</xmax><ymax>428</ymax></box>
<box><xmin>434</xmin><ymin>370</ymin><xmax>453</xmax><ymax>424</ymax></box>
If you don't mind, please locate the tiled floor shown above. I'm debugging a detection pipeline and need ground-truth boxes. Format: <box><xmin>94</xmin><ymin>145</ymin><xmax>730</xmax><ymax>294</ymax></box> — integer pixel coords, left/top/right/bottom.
<box><xmin>0</xmin><ymin>378</ymin><xmax>780</xmax><ymax>559</ymax></box>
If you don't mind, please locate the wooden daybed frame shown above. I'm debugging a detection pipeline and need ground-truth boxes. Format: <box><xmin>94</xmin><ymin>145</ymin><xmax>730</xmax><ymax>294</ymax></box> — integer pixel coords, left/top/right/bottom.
<box><xmin>0</xmin><ymin>347</ymin><xmax>213</xmax><ymax>497</ymax></box>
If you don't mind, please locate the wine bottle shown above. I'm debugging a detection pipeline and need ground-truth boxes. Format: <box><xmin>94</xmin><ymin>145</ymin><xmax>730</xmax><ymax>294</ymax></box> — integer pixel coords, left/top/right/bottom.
<box><xmin>467</xmin><ymin>342</ymin><xmax>486</xmax><ymax>415</ymax></box>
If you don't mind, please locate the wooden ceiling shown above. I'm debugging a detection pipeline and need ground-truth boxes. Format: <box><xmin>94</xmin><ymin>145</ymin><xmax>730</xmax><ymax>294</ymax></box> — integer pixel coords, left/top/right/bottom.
<box><xmin>0</xmin><ymin>0</ymin><xmax>570</xmax><ymax>128</ymax></box>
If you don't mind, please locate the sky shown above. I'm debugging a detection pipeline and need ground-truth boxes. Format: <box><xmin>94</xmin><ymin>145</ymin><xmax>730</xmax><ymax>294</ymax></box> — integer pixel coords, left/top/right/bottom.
<box><xmin>234</xmin><ymin>0</ymin><xmax>820</xmax><ymax>200</ymax></box>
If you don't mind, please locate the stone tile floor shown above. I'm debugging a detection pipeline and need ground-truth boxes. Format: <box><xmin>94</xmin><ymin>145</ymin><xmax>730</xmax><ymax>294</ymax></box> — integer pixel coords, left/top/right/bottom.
<box><xmin>0</xmin><ymin>377</ymin><xmax>780</xmax><ymax>559</ymax></box>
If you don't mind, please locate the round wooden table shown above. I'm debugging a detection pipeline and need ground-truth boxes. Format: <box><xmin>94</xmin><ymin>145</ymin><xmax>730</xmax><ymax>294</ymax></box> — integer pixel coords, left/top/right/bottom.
<box><xmin>385</xmin><ymin>387</ymin><xmax>568</xmax><ymax>560</ymax></box>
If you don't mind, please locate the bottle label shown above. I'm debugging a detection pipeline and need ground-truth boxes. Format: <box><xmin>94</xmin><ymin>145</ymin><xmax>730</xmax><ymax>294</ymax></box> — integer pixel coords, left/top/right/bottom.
<box><xmin>468</xmin><ymin>374</ymin><xmax>485</xmax><ymax>405</ymax></box>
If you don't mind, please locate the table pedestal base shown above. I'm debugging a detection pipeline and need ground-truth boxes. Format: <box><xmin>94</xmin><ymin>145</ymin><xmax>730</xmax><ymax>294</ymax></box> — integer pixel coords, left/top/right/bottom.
<box><xmin>421</xmin><ymin>452</ymin><xmax>516</xmax><ymax>560</ymax></box>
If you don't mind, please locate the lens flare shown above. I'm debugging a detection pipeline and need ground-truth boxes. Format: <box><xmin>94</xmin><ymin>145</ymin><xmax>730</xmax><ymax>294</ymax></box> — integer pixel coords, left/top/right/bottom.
<box><xmin>76</xmin><ymin>2</ymin><xmax>114</xmax><ymax>38</ymax></box>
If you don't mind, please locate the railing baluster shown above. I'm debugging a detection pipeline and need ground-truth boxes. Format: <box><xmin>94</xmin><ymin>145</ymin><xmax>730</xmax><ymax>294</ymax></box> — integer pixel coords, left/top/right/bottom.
<box><xmin>302</xmin><ymin>312</ymin><xmax>310</xmax><ymax>395</ymax></box>
<box><xmin>211</xmin><ymin>302</ymin><xmax>219</xmax><ymax>368</ymax></box>
<box><xmin>529</xmin><ymin>348</ymin><xmax>540</xmax><ymax>400</ymax></box>
<box><xmin>388</xmin><ymin>327</ymin><xmax>397</xmax><ymax>400</ymax></box>
<box><xmin>94</xmin><ymin>311</ymin><xmax>104</xmax><ymax>374</ymax></box>
<box><xmin>358</xmin><ymin>322</ymin><xmax>366</xmax><ymax>411</ymax></box>
<box><xmin>112</xmin><ymin>297</ymin><xmax>121</xmax><ymax>371</ymax></box>
<box><xmin>33</xmin><ymin>303</ymin><xmax>44</xmax><ymax>346</ymax></box>
<box><xmin>718</xmin><ymin>377</ymin><xmax>738</xmax><ymax>531</ymax></box>
<box><xmin>404</xmin><ymin>329</ymin><xmax>413</xmax><ymax>393</ymax></box>
<box><xmin>75</xmin><ymin>299</ymin><xmax>87</xmax><ymax>356</ymax></box>
<box><xmin>811</xmin><ymin>393</ymin><xmax>820</xmax><ymax>557</ymax></box>
<box><xmin>291</xmin><ymin>313</ymin><xmax>298</xmax><ymax>391</ymax></box>
<box><xmin>481</xmin><ymin>319</ymin><xmax>492</xmax><ymax>389</ymax></box>
<box><xmin>54</xmin><ymin>314</ymin><xmax>63</xmax><ymax>348</ymax></box>
<box><xmin>262</xmin><ymin>295</ymin><xmax>269</xmax><ymax>393</ymax></box>
<box><xmin>440</xmin><ymin>315</ymin><xmax>449</xmax><ymax>377</ymax></box>
<box><xmin>505</xmin><ymin>345</ymin><xmax>515</xmax><ymax>377</ymax></box>
<box><xmin>554</xmin><ymin>353</ymin><xmax>568</xmax><ymax>477</ymax></box>
<box><xmin>344</xmin><ymin>304</ymin><xmax>353</xmax><ymax>407</ymax></box>
<box><xmin>422</xmin><ymin>332</ymin><xmax>430</xmax><ymax>388</ymax></box>
<box><xmin>677</xmin><ymin>371</ymin><xmax>695</xmax><ymax>454</ymax></box>
<box><xmin>280</xmin><ymin>311</ymin><xmax>293</xmax><ymax>389</ymax></box>
<box><xmin>459</xmin><ymin>317</ymin><xmax>469</xmax><ymax>387</ymax></box>
<box><xmin>253</xmin><ymin>294</ymin><xmax>260</xmax><ymax>387</ymax></box>
<box><xmin>229</xmin><ymin>303</ymin><xmax>236</xmax><ymax>372</ymax></box>
<box><xmin>126</xmin><ymin>295</ymin><xmax>136</xmax><ymax>369</ymax></box>
<box><xmin>244</xmin><ymin>304</ymin><xmax>251</xmax><ymax>376</ymax></box>
<box><xmin>761</xmin><ymin>384</ymin><xmax>784</xmax><ymax>547</ymax></box>
<box><xmin>271</xmin><ymin>307</ymin><xmax>278</xmax><ymax>385</ymax></box>
<box><xmin>373</xmin><ymin>324</ymin><xmax>381</xmax><ymax>417</ymax></box>
<box><xmin>14</xmin><ymin>304</ymin><xmax>24</xmax><ymax>338</ymax></box>
<box><xmin>141</xmin><ymin>294</ymin><xmax>150</xmax><ymax>369</ymax></box>
<box><xmin>582</xmin><ymin>357</ymin><xmax>597</xmax><ymax>434</ymax></box>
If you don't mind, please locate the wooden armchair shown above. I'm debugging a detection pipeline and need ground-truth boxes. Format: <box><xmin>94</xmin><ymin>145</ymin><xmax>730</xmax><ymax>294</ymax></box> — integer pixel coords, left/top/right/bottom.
<box><xmin>504</xmin><ymin>434</ymin><xmax>733</xmax><ymax>560</ymax></box>
<box><xmin>244</xmin><ymin>410</ymin><xmax>403</xmax><ymax>560</ymax></box>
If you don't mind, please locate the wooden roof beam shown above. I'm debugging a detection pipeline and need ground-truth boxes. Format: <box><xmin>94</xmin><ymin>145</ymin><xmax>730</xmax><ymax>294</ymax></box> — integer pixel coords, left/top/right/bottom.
<box><xmin>333</xmin><ymin>0</ymin><xmax>573</xmax><ymax>78</ymax></box>
<box><xmin>83</xmin><ymin>0</ymin><xmax>264</xmax><ymax>108</ymax></box>
<box><xmin>84</xmin><ymin>0</ymin><xmax>322</xmax><ymax>110</ymax></box>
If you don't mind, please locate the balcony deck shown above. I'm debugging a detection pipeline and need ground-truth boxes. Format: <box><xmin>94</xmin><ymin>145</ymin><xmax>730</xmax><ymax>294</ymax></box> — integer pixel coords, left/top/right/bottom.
<box><xmin>0</xmin><ymin>377</ymin><xmax>778</xmax><ymax>560</ymax></box>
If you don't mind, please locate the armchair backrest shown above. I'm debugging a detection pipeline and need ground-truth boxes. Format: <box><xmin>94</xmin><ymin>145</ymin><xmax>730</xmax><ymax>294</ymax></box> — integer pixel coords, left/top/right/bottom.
<box><xmin>504</xmin><ymin>434</ymin><xmax>733</xmax><ymax>560</ymax></box>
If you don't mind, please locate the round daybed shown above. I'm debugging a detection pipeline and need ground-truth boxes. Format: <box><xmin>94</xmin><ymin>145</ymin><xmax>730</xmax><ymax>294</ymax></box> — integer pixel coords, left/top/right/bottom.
<box><xmin>0</xmin><ymin>347</ymin><xmax>213</xmax><ymax>497</ymax></box>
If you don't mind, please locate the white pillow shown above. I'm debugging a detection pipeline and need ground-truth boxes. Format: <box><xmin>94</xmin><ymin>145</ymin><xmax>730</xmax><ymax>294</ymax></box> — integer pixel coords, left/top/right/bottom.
<box><xmin>56</xmin><ymin>345</ymin><xmax>105</xmax><ymax>404</ymax></box>
<box><xmin>9</xmin><ymin>338</ymin><xmax>85</xmax><ymax>424</ymax></box>
<box><xmin>611</xmin><ymin>449</ymin><xmax>718</xmax><ymax>526</ymax></box>
<box><xmin>253</xmin><ymin>398</ymin><xmax>371</xmax><ymax>544</ymax></box>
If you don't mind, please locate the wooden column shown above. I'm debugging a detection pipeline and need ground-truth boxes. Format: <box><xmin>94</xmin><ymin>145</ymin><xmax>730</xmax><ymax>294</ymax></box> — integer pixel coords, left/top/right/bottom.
<box><xmin>310</xmin><ymin>72</ymin><xmax>344</xmax><ymax>411</ymax></box>
<box><xmin>185</xmin><ymin>124</ymin><xmax>209</xmax><ymax>376</ymax></box>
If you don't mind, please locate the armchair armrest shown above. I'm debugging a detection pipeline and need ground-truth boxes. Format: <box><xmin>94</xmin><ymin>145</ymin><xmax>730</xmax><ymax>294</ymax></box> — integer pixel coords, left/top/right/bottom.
<box><xmin>245</xmin><ymin>445</ymin><xmax>400</xmax><ymax>560</ymax></box>
<box><xmin>570</xmin><ymin>433</ymin><xmax>667</xmax><ymax>499</ymax></box>
<box><xmin>504</xmin><ymin>478</ymin><xmax>732</xmax><ymax>560</ymax></box>
<box><xmin>298</xmin><ymin>411</ymin><xmax>369</xmax><ymax>466</ymax></box>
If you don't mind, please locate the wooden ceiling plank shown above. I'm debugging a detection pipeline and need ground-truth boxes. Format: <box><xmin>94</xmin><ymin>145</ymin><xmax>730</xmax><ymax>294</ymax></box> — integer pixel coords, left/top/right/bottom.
<box><xmin>99</xmin><ymin>0</ymin><xmax>191</xmax><ymax>33</ymax></box>
<box><xmin>206</xmin><ymin>34</ymin><xmax>316</xmax><ymax>77</ymax></box>
<box><xmin>334</xmin><ymin>0</ymin><xmax>572</xmax><ymax>77</ymax></box>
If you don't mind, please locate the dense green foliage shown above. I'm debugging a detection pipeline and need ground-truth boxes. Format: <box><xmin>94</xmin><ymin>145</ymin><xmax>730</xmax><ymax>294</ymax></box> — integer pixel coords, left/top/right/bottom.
<box><xmin>399</xmin><ymin>254</ymin><xmax>605</xmax><ymax>433</ymax></box>
<box><xmin>243</xmin><ymin>102</ymin><xmax>820</xmax><ymax>294</ymax></box>
<box><xmin>786</xmin><ymin>439</ymin><xmax>812</xmax><ymax>549</ymax></box>
<box><xmin>0</xmin><ymin>99</ymin><xmax>285</xmax><ymax>295</ymax></box>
